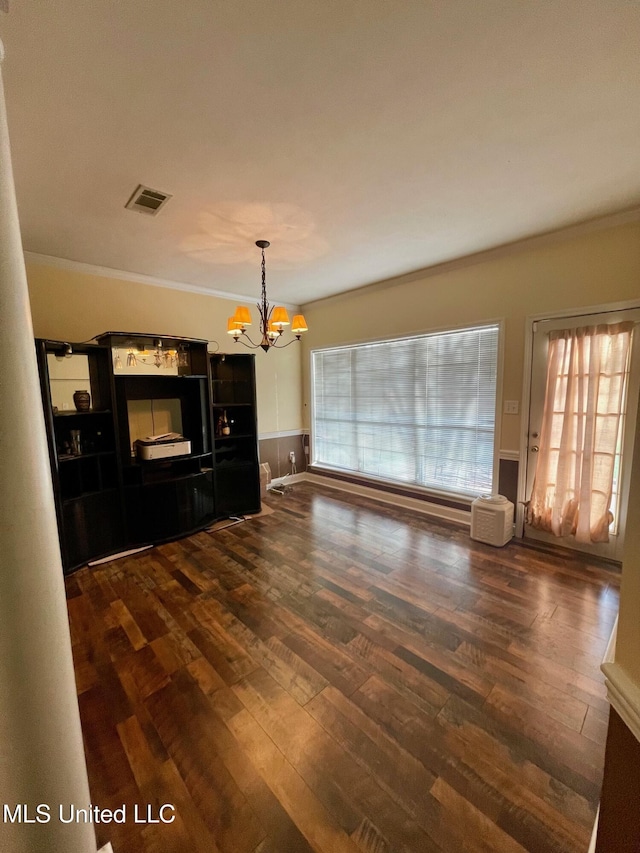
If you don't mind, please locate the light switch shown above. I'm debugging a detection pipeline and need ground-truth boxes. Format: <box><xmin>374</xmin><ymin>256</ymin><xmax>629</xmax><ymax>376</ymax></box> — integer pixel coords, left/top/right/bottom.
<box><xmin>504</xmin><ymin>400</ymin><xmax>519</xmax><ymax>415</ymax></box>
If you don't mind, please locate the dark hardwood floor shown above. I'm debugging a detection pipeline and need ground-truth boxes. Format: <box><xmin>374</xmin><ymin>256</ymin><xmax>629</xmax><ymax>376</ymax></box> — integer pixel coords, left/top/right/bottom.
<box><xmin>65</xmin><ymin>483</ymin><xmax>620</xmax><ymax>853</ymax></box>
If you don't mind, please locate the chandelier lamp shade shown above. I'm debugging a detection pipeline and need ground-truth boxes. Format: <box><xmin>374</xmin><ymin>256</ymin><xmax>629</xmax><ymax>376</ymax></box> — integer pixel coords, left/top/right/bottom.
<box><xmin>227</xmin><ymin>240</ymin><xmax>309</xmax><ymax>352</ymax></box>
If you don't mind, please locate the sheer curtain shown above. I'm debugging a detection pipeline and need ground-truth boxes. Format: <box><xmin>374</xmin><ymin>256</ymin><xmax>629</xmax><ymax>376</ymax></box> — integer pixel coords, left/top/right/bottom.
<box><xmin>528</xmin><ymin>321</ymin><xmax>633</xmax><ymax>543</ymax></box>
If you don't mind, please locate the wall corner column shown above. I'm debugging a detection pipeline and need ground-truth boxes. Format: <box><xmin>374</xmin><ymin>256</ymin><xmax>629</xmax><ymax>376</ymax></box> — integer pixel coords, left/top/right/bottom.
<box><xmin>0</xmin><ymin>40</ymin><xmax>97</xmax><ymax>853</ymax></box>
<box><xmin>595</xmin><ymin>382</ymin><xmax>640</xmax><ymax>852</ymax></box>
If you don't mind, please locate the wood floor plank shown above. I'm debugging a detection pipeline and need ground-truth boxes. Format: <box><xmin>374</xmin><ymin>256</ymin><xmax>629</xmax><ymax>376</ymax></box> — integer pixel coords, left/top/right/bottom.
<box><xmin>431</xmin><ymin>777</ymin><xmax>528</xmax><ymax>853</ymax></box>
<box><xmin>281</xmin><ymin>622</ymin><xmax>370</xmax><ymax>696</ymax></box>
<box><xmin>440</xmin><ymin>693</ymin><xmax>602</xmax><ymax>803</ymax></box>
<box><xmin>455</xmin><ymin>641</ymin><xmax>589</xmax><ymax>731</ymax></box>
<box><xmin>437</xmin><ymin>706</ymin><xmax>593</xmax><ymax>850</ymax></box>
<box><xmin>232</xmin><ymin>667</ymin><xmax>446</xmax><ymax>852</ymax></box>
<box><xmin>227</xmin><ymin>708</ymin><xmax>362</xmax><ymax>853</ymax></box>
<box><xmin>306</xmin><ymin>685</ymin><xmax>439</xmax><ymax>825</ymax></box>
<box><xmin>144</xmin><ymin>672</ymin><xmax>265</xmax><ymax>853</ymax></box>
<box><xmin>582</xmin><ymin>704</ymin><xmax>610</xmax><ymax>745</ymax></box>
<box><xmin>65</xmin><ymin>482</ymin><xmax>618</xmax><ymax>853</ymax></box>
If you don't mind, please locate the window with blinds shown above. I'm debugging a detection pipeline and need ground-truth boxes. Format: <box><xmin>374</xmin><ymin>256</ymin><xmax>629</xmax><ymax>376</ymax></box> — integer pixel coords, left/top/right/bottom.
<box><xmin>312</xmin><ymin>324</ymin><xmax>499</xmax><ymax>497</ymax></box>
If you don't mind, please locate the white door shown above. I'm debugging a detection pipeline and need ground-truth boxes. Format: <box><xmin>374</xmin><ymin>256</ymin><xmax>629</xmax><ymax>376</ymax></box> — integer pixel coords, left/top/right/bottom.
<box><xmin>523</xmin><ymin>308</ymin><xmax>640</xmax><ymax>561</ymax></box>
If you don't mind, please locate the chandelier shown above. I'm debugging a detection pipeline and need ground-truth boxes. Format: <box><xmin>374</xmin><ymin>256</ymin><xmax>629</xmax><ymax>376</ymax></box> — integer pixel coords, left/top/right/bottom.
<box><xmin>227</xmin><ymin>240</ymin><xmax>308</xmax><ymax>352</ymax></box>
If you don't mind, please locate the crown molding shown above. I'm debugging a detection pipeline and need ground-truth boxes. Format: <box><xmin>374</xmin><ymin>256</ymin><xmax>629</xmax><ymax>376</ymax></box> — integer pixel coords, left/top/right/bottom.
<box><xmin>23</xmin><ymin>251</ymin><xmax>301</xmax><ymax>310</ymax></box>
<box><xmin>302</xmin><ymin>205</ymin><xmax>640</xmax><ymax>310</ymax></box>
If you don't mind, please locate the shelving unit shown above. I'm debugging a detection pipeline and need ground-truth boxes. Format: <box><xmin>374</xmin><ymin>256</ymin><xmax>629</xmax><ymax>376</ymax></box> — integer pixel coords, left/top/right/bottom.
<box><xmin>97</xmin><ymin>332</ymin><xmax>216</xmax><ymax>546</ymax></box>
<box><xmin>36</xmin><ymin>334</ymin><xmax>262</xmax><ymax>573</ymax></box>
<box><xmin>210</xmin><ymin>353</ymin><xmax>261</xmax><ymax>517</ymax></box>
<box><xmin>35</xmin><ymin>340</ymin><xmax>126</xmax><ymax>571</ymax></box>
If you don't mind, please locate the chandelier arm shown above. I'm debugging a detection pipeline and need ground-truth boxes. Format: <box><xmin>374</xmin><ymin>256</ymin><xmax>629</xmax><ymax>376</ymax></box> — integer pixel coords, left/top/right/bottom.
<box><xmin>268</xmin><ymin>335</ymin><xmax>302</xmax><ymax>348</ymax></box>
<box><xmin>233</xmin><ymin>329</ymin><xmax>262</xmax><ymax>349</ymax></box>
<box><xmin>233</xmin><ymin>332</ymin><xmax>301</xmax><ymax>351</ymax></box>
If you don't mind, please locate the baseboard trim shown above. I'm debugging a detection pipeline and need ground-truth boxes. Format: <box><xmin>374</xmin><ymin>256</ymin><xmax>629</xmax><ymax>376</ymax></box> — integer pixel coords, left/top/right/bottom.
<box><xmin>603</xmin><ymin>617</ymin><xmax>618</xmax><ymax>666</ymax></box>
<box><xmin>588</xmin><ymin>806</ymin><xmax>599</xmax><ymax>853</ymax></box>
<box><xmin>299</xmin><ymin>472</ymin><xmax>470</xmax><ymax>526</ymax></box>
<box><xmin>88</xmin><ymin>545</ymin><xmax>152</xmax><ymax>566</ymax></box>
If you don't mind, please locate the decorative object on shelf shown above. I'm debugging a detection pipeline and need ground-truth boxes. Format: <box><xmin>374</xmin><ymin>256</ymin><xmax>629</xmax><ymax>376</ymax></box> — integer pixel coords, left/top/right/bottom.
<box><xmin>70</xmin><ymin>429</ymin><xmax>82</xmax><ymax>456</ymax></box>
<box><xmin>227</xmin><ymin>240</ymin><xmax>309</xmax><ymax>352</ymax></box>
<box><xmin>217</xmin><ymin>410</ymin><xmax>231</xmax><ymax>436</ymax></box>
<box><xmin>73</xmin><ymin>389</ymin><xmax>91</xmax><ymax>411</ymax></box>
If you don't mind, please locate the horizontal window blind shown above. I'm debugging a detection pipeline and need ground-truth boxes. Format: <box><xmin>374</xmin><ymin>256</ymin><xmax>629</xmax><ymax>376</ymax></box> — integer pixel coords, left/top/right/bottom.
<box><xmin>312</xmin><ymin>324</ymin><xmax>499</xmax><ymax>496</ymax></box>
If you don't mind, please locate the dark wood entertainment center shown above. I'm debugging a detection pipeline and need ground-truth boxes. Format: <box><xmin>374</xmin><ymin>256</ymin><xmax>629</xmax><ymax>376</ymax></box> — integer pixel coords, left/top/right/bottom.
<box><xmin>36</xmin><ymin>332</ymin><xmax>260</xmax><ymax>573</ymax></box>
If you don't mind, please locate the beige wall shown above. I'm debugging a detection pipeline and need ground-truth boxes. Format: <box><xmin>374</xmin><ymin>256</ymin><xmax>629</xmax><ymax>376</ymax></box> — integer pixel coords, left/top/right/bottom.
<box><xmin>26</xmin><ymin>261</ymin><xmax>303</xmax><ymax>436</ymax></box>
<box><xmin>300</xmin><ymin>219</ymin><xmax>640</xmax><ymax>450</ymax></box>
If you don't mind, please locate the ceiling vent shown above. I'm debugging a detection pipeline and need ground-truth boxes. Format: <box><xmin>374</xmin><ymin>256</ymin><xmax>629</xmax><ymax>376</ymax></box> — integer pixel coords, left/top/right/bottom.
<box><xmin>125</xmin><ymin>184</ymin><xmax>172</xmax><ymax>216</ymax></box>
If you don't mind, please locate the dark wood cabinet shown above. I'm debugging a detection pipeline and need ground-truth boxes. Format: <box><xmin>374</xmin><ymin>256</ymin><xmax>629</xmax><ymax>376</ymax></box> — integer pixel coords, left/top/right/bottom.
<box><xmin>210</xmin><ymin>353</ymin><xmax>261</xmax><ymax>517</ymax></box>
<box><xmin>35</xmin><ymin>340</ymin><xmax>126</xmax><ymax>572</ymax></box>
<box><xmin>99</xmin><ymin>332</ymin><xmax>215</xmax><ymax>548</ymax></box>
<box><xmin>36</xmin><ymin>334</ymin><xmax>261</xmax><ymax>573</ymax></box>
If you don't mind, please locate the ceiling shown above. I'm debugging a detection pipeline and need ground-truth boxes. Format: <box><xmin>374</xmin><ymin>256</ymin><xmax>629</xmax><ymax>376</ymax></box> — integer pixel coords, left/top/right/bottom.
<box><xmin>1</xmin><ymin>1</ymin><xmax>639</xmax><ymax>305</ymax></box>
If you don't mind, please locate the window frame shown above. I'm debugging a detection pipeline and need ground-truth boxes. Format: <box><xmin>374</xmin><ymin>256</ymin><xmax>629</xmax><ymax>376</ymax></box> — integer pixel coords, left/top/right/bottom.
<box><xmin>309</xmin><ymin>319</ymin><xmax>504</xmax><ymax>504</ymax></box>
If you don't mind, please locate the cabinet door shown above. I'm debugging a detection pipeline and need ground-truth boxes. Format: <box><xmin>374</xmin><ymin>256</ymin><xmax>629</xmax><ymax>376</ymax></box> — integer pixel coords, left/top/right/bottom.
<box><xmin>62</xmin><ymin>492</ymin><xmax>124</xmax><ymax>571</ymax></box>
<box><xmin>125</xmin><ymin>472</ymin><xmax>214</xmax><ymax>544</ymax></box>
<box><xmin>214</xmin><ymin>466</ymin><xmax>260</xmax><ymax>517</ymax></box>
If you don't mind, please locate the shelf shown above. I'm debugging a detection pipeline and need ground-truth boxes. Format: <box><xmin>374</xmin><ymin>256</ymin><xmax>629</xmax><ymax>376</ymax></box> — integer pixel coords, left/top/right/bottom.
<box><xmin>54</xmin><ymin>409</ymin><xmax>112</xmax><ymax>417</ymax></box>
<box><xmin>114</xmin><ymin>374</ymin><xmax>208</xmax><ymax>380</ymax></box>
<box><xmin>212</xmin><ymin>402</ymin><xmax>253</xmax><ymax>407</ymax></box>
<box><xmin>59</xmin><ymin>451</ymin><xmax>116</xmax><ymax>462</ymax></box>
<box><xmin>126</xmin><ymin>451</ymin><xmax>212</xmax><ymax>467</ymax></box>
<box><xmin>214</xmin><ymin>433</ymin><xmax>255</xmax><ymax>441</ymax></box>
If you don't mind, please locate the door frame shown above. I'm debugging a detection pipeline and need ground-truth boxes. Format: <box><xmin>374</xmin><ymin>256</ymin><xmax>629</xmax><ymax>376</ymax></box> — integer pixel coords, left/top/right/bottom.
<box><xmin>515</xmin><ymin>297</ymin><xmax>640</xmax><ymax>539</ymax></box>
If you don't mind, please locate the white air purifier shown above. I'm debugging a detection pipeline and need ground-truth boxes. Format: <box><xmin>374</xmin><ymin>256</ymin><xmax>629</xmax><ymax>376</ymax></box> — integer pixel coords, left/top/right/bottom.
<box><xmin>470</xmin><ymin>494</ymin><xmax>514</xmax><ymax>546</ymax></box>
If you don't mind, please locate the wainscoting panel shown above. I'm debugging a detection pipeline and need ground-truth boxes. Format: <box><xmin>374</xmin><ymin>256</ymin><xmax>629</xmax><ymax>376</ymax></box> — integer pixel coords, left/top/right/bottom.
<box><xmin>498</xmin><ymin>457</ymin><xmax>519</xmax><ymax>505</ymax></box>
<box><xmin>259</xmin><ymin>432</ymin><xmax>307</xmax><ymax>480</ymax></box>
